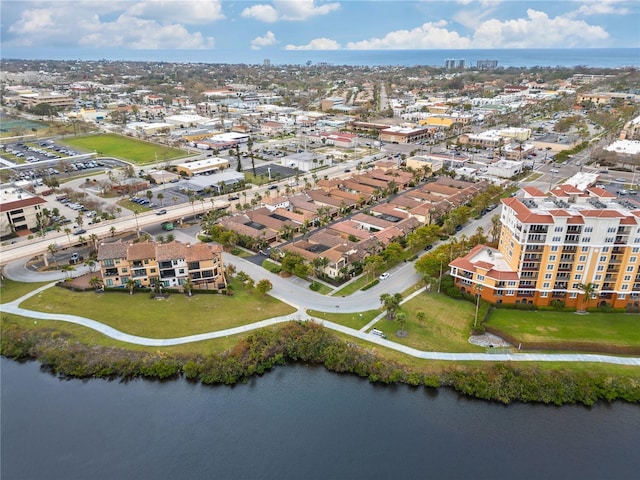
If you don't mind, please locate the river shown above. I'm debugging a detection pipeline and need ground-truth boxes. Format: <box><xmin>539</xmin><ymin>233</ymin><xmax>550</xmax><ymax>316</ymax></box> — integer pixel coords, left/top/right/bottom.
<box><xmin>2</xmin><ymin>358</ymin><xmax>639</xmax><ymax>480</ymax></box>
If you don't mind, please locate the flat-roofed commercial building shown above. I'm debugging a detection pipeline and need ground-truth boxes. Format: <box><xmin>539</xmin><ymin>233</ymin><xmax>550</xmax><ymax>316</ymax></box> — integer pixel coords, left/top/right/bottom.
<box><xmin>176</xmin><ymin>157</ymin><xmax>229</xmax><ymax>177</ymax></box>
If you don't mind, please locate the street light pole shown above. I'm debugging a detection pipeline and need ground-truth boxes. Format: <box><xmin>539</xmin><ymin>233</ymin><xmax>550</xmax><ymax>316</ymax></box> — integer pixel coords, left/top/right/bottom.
<box><xmin>473</xmin><ymin>284</ymin><xmax>484</xmax><ymax>328</ymax></box>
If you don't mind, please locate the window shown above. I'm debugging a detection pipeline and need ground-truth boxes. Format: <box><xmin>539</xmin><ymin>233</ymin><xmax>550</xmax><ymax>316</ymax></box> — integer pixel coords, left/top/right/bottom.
<box><xmin>577</xmin><ymin>265</ymin><xmax>584</xmax><ymax>271</ymax></box>
<box><xmin>602</xmin><ymin>247</ymin><xmax>609</xmax><ymax>253</ymax></box>
<box><xmin>545</xmin><ymin>273</ymin><xmax>552</xmax><ymax>279</ymax></box>
<box><xmin>600</xmin><ymin>256</ymin><xmax>607</xmax><ymax>262</ymax></box>
<box><xmin>551</xmin><ymin>246</ymin><xmax>559</xmax><ymax>252</ymax></box>
<box><xmin>624</xmin><ymin>275</ymin><xmax>631</xmax><ymax>281</ymax></box>
<box><xmin>581</xmin><ymin>237</ymin><xmax>591</xmax><ymax>243</ymax></box>
<box><xmin>477</xmin><ymin>274</ymin><xmax>485</xmax><ymax>281</ymax></box>
<box><xmin>178</xmin><ymin>269</ymin><xmax>185</xmax><ymax>274</ymax></box>
<box><xmin>574</xmin><ymin>274</ymin><xmax>582</xmax><ymax>280</ymax></box>
<box><xmin>103</xmin><ymin>259</ymin><xmax>114</xmax><ymax>267</ymax></box>
<box><xmin>581</xmin><ymin>246</ymin><xmax>589</xmax><ymax>252</ymax></box>
<box><xmin>607</xmin><ymin>227</ymin><xmax>616</xmax><ymax>233</ymax></box>
<box><xmin>619</xmin><ymin>294</ymin><xmax>626</xmax><ymax>300</ymax></box>
<box><xmin>121</xmin><ymin>268</ymin><xmax>128</xmax><ymax>273</ymax></box>
<box><xmin>144</xmin><ymin>260</ymin><xmax>149</xmax><ymax>265</ymax></box>
<box><xmin>579</xmin><ymin>255</ymin><xmax>586</xmax><ymax>262</ymax></box>
<box><xmin>627</xmin><ymin>266</ymin><xmax>634</xmax><ymax>272</ymax></box>
<box><xmin>622</xmin><ymin>284</ymin><xmax>629</xmax><ymax>290</ymax></box>
<box><xmin>150</xmin><ymin>268</ymin><xmax>156</xmax><ymax>274</ymax></box>
<box><xmin>554</xmin><ymin>226</ymin><xmax>563</xmax><ymax>232</ymax></box>
<box><xmin>543</xmin><ymin>282</ymin><xmax>550</xmax><ymax>288</ymax></box>
<box><xmin>572</xmin><ymin>283</ymin><xmax>582</xmax><ymax>289</ymax></box>
<box><xmin>506</xmin><ymin>290</ymin><xmax>514</xmax><ymax>296</ymax></box>
<box><xmin>552</xmin><ymin>236</ymin><xmax>561</xmax><ymax>242</ymax></box>
<box><xmin>597</xmin><ymin>265</ymin><xmax>604</xmax><ymax>271</ymax></box>
<box><xmin>584</xmin><ymin>226</ymin><xmax>593</xmax><ymax>233</ymax></box>
<box><xmin>547</xmin><ymin>264</ymin><xmax>554</xmax><ymax>270</ymax></box>
<box><xmin>541</xmin><ymin>292</ymin><xmax>548</xmax><ymax>298</ymax></box>
<box><xmin>570</xmin><ymin>292</ymin><xmax>577</xmax><ymax>298</ymax></box>
<box><xmin>631</xmin><ymin>257</ymin><xmax>637</xmax><ymax>263</ymax></box>
<box><xmin>508</xmin><ymin>281</ymin><xmax>516</xmax><ymax>287</ymax></box>
<box><xmin>595</xmin><ymin>274</ymin><xmax>602</xmax><ymax>281</ymax></box>
<box><xmin>605</xmin><ymin>237</ymin><xmax>613</xmax><ymax>243</ymax></box>
<box><xmin>549</xmin><ymin>255</ymin><xmax>556</xmax><ymax>261</ymax></box>
<box><xmin>106</xmin><ymin>279</ymin><xmax>113</xmax><ymax>287</ymax></box>
<box><xmin>633</xmin><ymin>247</ymin><xmax>639</xmax><ymax>253</ymax></box>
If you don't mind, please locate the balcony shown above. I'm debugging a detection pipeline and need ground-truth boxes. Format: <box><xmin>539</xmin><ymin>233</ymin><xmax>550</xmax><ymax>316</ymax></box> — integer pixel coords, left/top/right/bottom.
<box><xmin>562</xmin><ymin>246</ymin><xmax>577</xmax><ymax>253</ymax></box>
<box><xmin>527</xmin><ymin>235</ymin><xmax>546</xmax><ymax>244</ymax></box>
<box><xmin>556</xmin><ymin>273</ymin><xmax>570</xmax><ymax>280</ymax></box>
<box><xmin>517</xmin><ymin>290</ymin><xmax>534</xmax><ymax>297</ymax></box>
<box><xmin>132</xmin><ymin>261</ymin><xmax>144</xmax><ymax>268</ymax></box>
<box><xmin>525</xmin><ymin>245</ymin><xmax>544</xmax><ymax>252</ymax></box>
<box><xmin>160</xmin><ymin>269</ymin><xmax>176</xmax><ymax>279</ymax></box>
<box><xmin>159</xmin><ymin>261</ymin><xmax>173</xmax><ymax>269</ymax></box>
<box><xmin>132</xmin><ymin>270</ymin><xmax>146</xmax><ymax>278</ymax></box>
<box><xmin>560</xmin><ymin>255</ymin><xmax>575</xmax><ymax>262</ymax></box>
<box><xmin>617</xmin><ymin>227</ymin><xmax>632</xmax><ymax>235</ymax></box>
<box><xmin>104</xmin><ymin>268</ymin><xmax>118</xmax><ymax>277</ymax></box>
<box><xmin>554</xmin><ymin>282</ymin><xmax>568</xmax><ymax>290</ymax></box>
<box><xmin>552</xmin><ymin>290</ymin><xmax>566</xmax><ymax>298</ymax></box>
<box><xmin>614</xmin><ymin>236</ymin><xmax>628</xmax><ymax>245</ymax></box>
<box><xmin>529</xmin><ymin>226</ymin><xmax>548</xmax><ymax>234</ymax></box>
<box><xmin>564</xmin><ymin>234</ymin><xmax>580</xmax><ymax>244</ymax></box>
<box><xmin>566</xmin><ymin>226</ymin><xmax>582</xmax><ymax>234</ymax></box>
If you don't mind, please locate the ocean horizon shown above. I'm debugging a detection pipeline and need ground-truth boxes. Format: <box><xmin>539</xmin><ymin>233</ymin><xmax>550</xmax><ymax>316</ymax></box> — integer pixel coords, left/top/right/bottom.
<box><xmin>2</xmin><ymin>47</ymin><xmax>638</xmax><ymax>69</ymax></box>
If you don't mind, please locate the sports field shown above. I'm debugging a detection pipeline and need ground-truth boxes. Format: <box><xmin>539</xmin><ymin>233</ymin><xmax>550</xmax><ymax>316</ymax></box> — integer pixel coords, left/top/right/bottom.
<box><xmin>62</xmin><ymin>134</ymin><xmax>188</xmax><ymax>165</ymax></box>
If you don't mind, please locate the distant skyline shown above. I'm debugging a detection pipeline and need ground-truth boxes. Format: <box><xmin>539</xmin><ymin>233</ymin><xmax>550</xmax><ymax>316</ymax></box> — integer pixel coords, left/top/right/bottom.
<box><xmin>1</xmin><ymin>0</ymin><xmax>639</xmax><ymax>61</ymax></box>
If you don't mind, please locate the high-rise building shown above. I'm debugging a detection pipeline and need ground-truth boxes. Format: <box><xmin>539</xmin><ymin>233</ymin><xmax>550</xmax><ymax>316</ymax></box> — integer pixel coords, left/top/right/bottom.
<box><xmin>449</xmin><ymin>184</ymin><xmax>640</xmax><ymax>310</ymax></box>
<box><xmin>476</xmin><ymin>59</ymin><xmax>498</xmax><ymax>70</ymax></box>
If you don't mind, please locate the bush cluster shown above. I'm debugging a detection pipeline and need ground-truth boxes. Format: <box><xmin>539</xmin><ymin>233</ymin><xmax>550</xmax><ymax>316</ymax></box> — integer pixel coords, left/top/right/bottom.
<box><xmin>2</xmin><ymin>318</ymin><xmax>639</xmax><ymax>405</ymax></box>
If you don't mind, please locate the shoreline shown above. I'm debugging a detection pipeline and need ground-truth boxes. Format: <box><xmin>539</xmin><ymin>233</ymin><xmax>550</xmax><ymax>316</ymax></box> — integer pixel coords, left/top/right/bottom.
<box><xmin>2</xmin><ymin>319</ymin><xmax>639</xmax><ymax>406</ymax></box>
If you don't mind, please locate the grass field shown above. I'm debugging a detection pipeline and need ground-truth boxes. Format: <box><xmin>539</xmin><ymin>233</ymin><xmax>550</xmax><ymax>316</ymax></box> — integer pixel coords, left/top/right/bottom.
<box><xmin>0</xmin><ymin>279</ymin><xmax>52</xmax><ymax>304</ymax></box>
<box><xmin>62</xmin><ymin>134</ymin><xmax>188</xmax><ymax>165</ymax></box>
<box><xmin>20</xmin><ymin>280</ymin><xmax>296</xmax><ymax>339</ymax></box>
<box><xmin>486</xmin><ymin>309</ymin><xmax>640</xmax><ymax>347</ymax></box>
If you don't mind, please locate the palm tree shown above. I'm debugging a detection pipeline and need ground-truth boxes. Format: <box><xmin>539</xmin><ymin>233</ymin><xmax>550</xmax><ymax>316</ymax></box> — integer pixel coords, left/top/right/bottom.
<box><xmin>380</xmin><ymin>292</ymin><xmax>402</xmax><ymax>320</ymax></box>
<box><xmin>47</xmin><ymin>243</ymin><xmax>58</xmax><ymax>265</ymax></box>
<box><xmin>157</xmin><ymin>192</ymin><xmax>164</xmax><ymax>206</ymax></box>
<box><xmin>395</xmin><ymin>311</ymin><xmax>407</xmax><ymax>337</ymax></box>
<box><xmin>184</xmin><ymin>276</ymin><xmax>193</xmax><ymax>297</ymax></box>
<box><xmin>64</xmin><ymin>227</ymin><xmax>72</xmax><ymax>245</ymax></box>
<box><xmin>89</xmin><ymin>276</ymin><xmax>103</xmax><ymax>291</ymax></box>
<box><xmin>110</xmin><ymin>226</ymin><xmax>117</xmax><ymax>237</ymax></box>
<box><xmin>577</xmin><ymin>282</ymin><xmax>597</xmax><ymax>313</ymax></box>
<box><xmin>126</xmin><ymin>278</ymin><xmax>135</xmax><ymax>295</ymax></box>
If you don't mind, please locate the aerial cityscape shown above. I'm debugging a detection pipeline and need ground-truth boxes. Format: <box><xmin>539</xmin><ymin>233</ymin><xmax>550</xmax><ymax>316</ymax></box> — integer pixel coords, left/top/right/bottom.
<box><xmin>1</xmin><ymin>1</ymin><xmax>640</xmax><ymax>479</ymax></box>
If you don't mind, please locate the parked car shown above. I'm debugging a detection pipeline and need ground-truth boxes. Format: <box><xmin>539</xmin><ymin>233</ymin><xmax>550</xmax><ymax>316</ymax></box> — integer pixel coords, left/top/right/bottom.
<box><xmin>379</xmin><ymin>272</ymin><xmax>390</xmax><ymax>280</ymax></box>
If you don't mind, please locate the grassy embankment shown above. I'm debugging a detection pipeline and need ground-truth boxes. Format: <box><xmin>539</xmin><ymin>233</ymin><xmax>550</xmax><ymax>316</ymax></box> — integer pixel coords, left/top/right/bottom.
<box><xmin>2</xmin><ymin>279</ymin><xmax>639</xmax><ymax>404</ymax></box>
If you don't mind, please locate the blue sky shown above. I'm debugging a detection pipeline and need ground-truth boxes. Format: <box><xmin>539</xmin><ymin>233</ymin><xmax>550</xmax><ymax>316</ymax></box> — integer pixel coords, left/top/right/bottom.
<box><xmin>1</xmin><ymin>0</ymin><xmax>639</xmax><ymax>59</ymax></box>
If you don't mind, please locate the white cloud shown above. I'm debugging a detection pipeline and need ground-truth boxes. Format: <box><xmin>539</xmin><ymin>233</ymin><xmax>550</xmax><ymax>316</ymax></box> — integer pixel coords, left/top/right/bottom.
<box><xmin>5</xmin><ymin>2</ymin><xmax>216</xmax><ymax>50</ymax></box>
<box><xmin>251</xmin><ymin>31</ymin><xmax>278</xmax><ymax>50</ymax></box>
<box><xmin>125</xmin><ymin>0</ymin><xmax>225</xmax><ymax>24</ymax></box>
<box><xmin>241</xmin><ymin>4</ymin><xmax>280</xmax><ymax>23</ymax></box>
<box><xmin>78</xmin><ymin>15</ymin><xmax>215</xmax><ymax>49</ymax></box>
<box><xmin>242</xmin><ymin>0</ymin><xmax>340</xmax><ymax>22</ymax></box>
<box><xmin>346</xmin><ymin>21</ymin><xmax>472</xmax><ymax>49</ymax></box>
<box><xmin>472</xmin><ymin>9</ymin><xmax>610</xmax><ymax>48</ymax></box>
<box><xmin>8</xmin><ymin>8</ymin><xmax>55</xmax><ymax>35</ymax></box>
<box><xmin>575</xmin><ymin>0</ymin><xmax>630</xmax><ymax>17</ymax></box>
<box><xmin>285</xmin><ymin>38</ymin><xmax>342</xmax><ymax>50</ymax></box>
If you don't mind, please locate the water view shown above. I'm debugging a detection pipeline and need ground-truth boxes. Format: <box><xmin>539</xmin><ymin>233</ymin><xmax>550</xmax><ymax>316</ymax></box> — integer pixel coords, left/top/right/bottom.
<box><xmin>2</xmin><ymin>358</ymin><xmax>639</xmax><ymax>480</ymax></box>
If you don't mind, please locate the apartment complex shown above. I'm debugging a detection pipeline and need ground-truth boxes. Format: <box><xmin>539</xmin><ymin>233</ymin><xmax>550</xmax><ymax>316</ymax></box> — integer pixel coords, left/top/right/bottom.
<box><xmin>97</xmin><ymin>240</ymin><xmax>226</xmax><ymax>291</ymax></box>
<box><xmin>450</xmin><ymin>185</ymin><xmax>640</xmax><ymax>310</ymax></box>
<box><xmin>0</xmin><ymin>188</ymin><xmax>46</xmax><ymax>237</ymax></box>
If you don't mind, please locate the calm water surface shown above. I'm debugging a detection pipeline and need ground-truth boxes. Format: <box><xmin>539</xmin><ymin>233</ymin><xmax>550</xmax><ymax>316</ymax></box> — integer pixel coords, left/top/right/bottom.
<box><xmin>2</xmin><ymin>358</ymin><xmax>639</xmax><ymax>480</ymax></box>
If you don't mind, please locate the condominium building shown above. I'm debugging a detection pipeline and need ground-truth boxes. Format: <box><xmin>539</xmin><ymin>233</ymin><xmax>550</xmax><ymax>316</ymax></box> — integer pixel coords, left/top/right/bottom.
<box><xmin>0</xmin><ymin>188</ymin><xmax>46</xmax><ymax>237</ymax></box>
<box><xmin>97</xmin><ymin>240</ymin><xmax>226</xmax><ymax>291</ymax></box>
<box><xmin>450</xmin><ymin>185</ymin><xmax>640</xmax><ymax>310</ymax></box>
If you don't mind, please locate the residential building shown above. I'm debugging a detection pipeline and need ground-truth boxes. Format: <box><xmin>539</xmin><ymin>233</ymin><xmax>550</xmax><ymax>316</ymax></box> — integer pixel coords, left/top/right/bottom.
<box><xmin>0</xmin><ymin>188</ymin><xmax>47</xmax><ymax>237</ymax></box>
<box><xmin>97</xmin><ymin>240</ymin><xmax>226</xmax><ymax>291</ymax></box>
<box><xmin>449</xmin><ymin>185</ymin><xmax>640</xmax><ymax>310</ymax></box>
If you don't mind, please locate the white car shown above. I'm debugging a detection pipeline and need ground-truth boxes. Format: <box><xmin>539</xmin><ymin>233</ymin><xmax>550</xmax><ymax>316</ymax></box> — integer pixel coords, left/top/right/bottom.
<box><xmin>379</xmin><ymin>272</ymin><xmax>390</xmax><ymax>280</ymax></box>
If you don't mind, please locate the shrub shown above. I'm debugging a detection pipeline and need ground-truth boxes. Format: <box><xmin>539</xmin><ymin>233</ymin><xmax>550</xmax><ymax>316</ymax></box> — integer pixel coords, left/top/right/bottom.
<box><xmin>361</xmin><ymin>279</ymin><xmax>379</xmax><ymax>291</ymax></box>
<box><xmin>309</xmin><ymin>282</ymin><xmax>321</xmax><ymax>292</ymax></box>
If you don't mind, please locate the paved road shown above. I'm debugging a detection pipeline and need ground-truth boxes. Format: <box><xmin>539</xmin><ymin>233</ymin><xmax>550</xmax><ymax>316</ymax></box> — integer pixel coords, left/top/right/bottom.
<box><xmin>3</xmin><ymin>282</ymin><xmax>639</xmax><ymax>366</ymax></box>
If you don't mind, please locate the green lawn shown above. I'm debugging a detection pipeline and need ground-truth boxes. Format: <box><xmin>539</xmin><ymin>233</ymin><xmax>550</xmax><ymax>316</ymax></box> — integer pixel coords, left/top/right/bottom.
<box><xmin>378</xmin><ymin>292</ymin><xmax>482</xmax><ymax>352</ymax></box>
<box><xmin>62</xmin><ymin>134</ymin><xmax>188</xmax><ymax>165</ymax></box>
<box><xmin>0</xmin><ymin>279</ymin><xmax>52</xmax><ymax>304</ymax></box>
<box><xmin>20</xmin><ymin>281</ymin><xmax>296</xmax><ymax>338</ymax></box>
<box><xmin>331</xmin><ymin>274</ymin><xmax>375</xmax><ymax>296</ymax></box>
<box><xmin>487</xmin><ymin>309</ymin><xmax>640</xmax><ymax>347</ymax></box>
<box><xmin>307</xmin><ymin>309</ymin><xmax>379</xmax><ymax>330</ymax></box>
